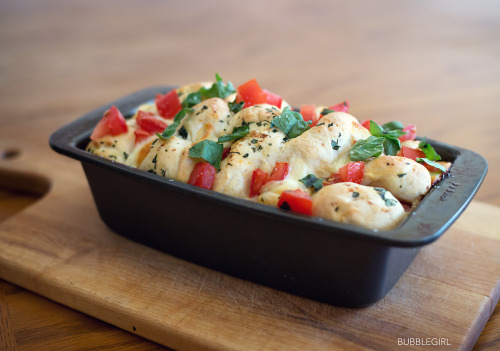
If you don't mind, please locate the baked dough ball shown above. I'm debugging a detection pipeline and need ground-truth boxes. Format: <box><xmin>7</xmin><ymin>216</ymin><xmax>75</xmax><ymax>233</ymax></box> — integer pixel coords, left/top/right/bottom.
<box><xmin>363</xmin><ymin>155</ymin><xmax>431</xmax><ymax>203</ymax></box>
<box><xmin>312</xmin><ymin>182</ymin><xmax>406</xmax><ymax>230</ymax></box>
<box><xmin>277</xmin><ymin>112</ymin><xmax>371</xmax><ymax>179</ymax></box>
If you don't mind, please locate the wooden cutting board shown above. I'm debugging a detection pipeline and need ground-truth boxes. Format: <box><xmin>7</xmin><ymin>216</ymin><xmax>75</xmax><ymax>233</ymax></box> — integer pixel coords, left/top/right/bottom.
<box><xmin>0</xmin><ymin>137</ymin><xmax>499</xmax><ymax>351</ymax></box>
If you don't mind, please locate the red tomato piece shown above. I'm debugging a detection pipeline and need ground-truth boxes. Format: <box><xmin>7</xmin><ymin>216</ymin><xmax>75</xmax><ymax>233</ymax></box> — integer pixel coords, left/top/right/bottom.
<box><xmin>338</xmin><ymin>161</ymin><xmax>365</xmax><ymax>184</ymax></box>
<box><xmin>397</xmin><ymin>146</ymin><xmax>441</xmax><ymax>172</ymax></box>
<box><xmin>250</xmin><ymin>169</ymin><xmax>269</xmax><ymax>197</ymax></box>
<box><xmin>300</xmin><ymin>104</ymin><xmax>320</xmax><ymax>126</ymax></box>
<box><xmin>188</xmin><ymin>162</ymin><xmax>216</xmax><ymax>190</ymax></box>
<box><xmin>399</xmin><ymin>124</ymin><xmax>417</xmax><ymax>141</ymax></box>
<box><xmin>236</xmin><ymin>78</ymin><xmax>267</xmax><ymax>108</ymax></box>
<box><xmin>134</xmin><ymin>111</ymin><xmax>167</xmax><ymax>144</ymax></box>
<box><xmin>221</xmin><ymin>147</ymin><xmax>231</xmax><ymax>160</ymax></box>
<box><xmin>90</xmin><ymin>105</ymin><xmax>128</xmax><ymax>141</ymax></box>
<box><xmin>263</xmin><ymin>89</ymin><xmax>283</xmax><ymax>108</ymax></box>
<box><xmin>269</xmin><ymin>162</ymin><xmax>289</xmax><ymax>182</ymax></box>
<box><xmin>155</xmin><ymin>90</ymin><xmax>182</xmax><ymax>119</ymax></box>
<box><xmin>278</xmin><ymin>189</ymin><xmax>313</xmax><ymax>215</ymax></box>
<box><xmin>328</xmin><ymin>100</ymin><xmax>349</xmax><ymax>113</ymax></box>
<box><xmin>397</xmin><ymin>146</ymin><xmax>425</xmax><ymax>161</ymax></box>
<box><xmin>360</xmin><ymin>119</ymin><xmax>371</xmax><ymax>130</ymax></box>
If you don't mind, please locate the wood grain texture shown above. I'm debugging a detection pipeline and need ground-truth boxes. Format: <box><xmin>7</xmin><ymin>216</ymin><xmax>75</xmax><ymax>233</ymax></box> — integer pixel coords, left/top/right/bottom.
<box><xmin>0</xmin><ymin>0</ymin><xmax>499</xmax><ymax>349</ymax></box>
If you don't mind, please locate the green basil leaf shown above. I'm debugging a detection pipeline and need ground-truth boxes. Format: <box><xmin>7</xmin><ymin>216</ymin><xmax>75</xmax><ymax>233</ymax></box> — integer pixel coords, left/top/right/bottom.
<box><xmin>383</xmin><ymin>138</ymin><xmax>401</xmax><ymax>156</ymax></box>
<box><xmin>228</xmin><ymin>101</ymin><xmax>245</xmax><ymax>114</ymax></box>
<box><xmin>300</xmin><ymin>174</ymin><xmax>323</xmax><ymax>191</ymax></box>
<box><xmin>199</xmin><ymin>73</ymin><xmax>235</xmax><ymax>100</ymax></box>
<box><xmin>382</xmin><ymin>121</ymin><xmax>404</xmax><ymax>131</ymax></box>
<box><xmin>321</xmin><ymin>108</ymin><xmax>334</xmax><ymax>115</ymax></box>
<box><xmin>189</xmin><ymin>139</ymin><xmax>224</xmax><ymax>170</ymax></box>
<box><xmin>271</xmin><ymin>106</ymin><xmax>310</xmax><ymax>138</ymax></box>
<box><xmin>217</xmin><ymin>125</ymin><xmax>250</xmax><ymax>143</ymax></box>
<box><xmin>418</xmin><ymin>137</ymin><xmax>441</xmax><ymax>161</ymax></box>
<box><xmin>156</xmin><ymin>108</ymin><xmax>193</xmax><ymax>139</ymax></box>
<box><xmin>288</xmin><ymin>120</ymin><xmax>311</xmax><ymax>138</ymax></box>
<box><xmin>349</xmin><ymin>136</ymin><xmax>385</xmax><ymax>161</ymax></box>
<box><xmin>416</xmin><ymin>157</ymin><xmax>447</xmax><ymax>172</ymax></box>
<box><xmin>181</xmin><ymin>92</ymin><xmax>202</xmax><ymax>108</ymax></box>
<box><xmin>369</xmin><ymin>120</ymin><xmax>385</xmax><ymax>137</ymax></box>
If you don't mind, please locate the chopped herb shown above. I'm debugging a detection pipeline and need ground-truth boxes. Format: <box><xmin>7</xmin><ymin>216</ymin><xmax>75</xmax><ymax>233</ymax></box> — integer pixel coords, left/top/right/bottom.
<box><xmin>279</xmin><ymin>201</ymin><xmax>291</xmax><ymax>211</ymax></box>
<box><xmin>243</xmin><ymin>153</ymin><xmax>249</xmax><ymax>158</ymax></box>
<box><xmin>123</xmin><ymin>152</ymin><xmax>129</xmax><ymax>160</ymax></box>
<box><xmin>331</xmin><ymin>140</ymin><xmax>340</xmax><ymax>150</ymax></box>
<box><xmin>108</xmin><ymin>155</ymin><xmax>117</xmax><ymax>160</ymax></box>
<box><xmin>228</xmin><ymin>101</ymin><xmax>245</xmax><ymax>114</ymax></box>
<box><xmin>218</xmin><ymin>125</ymin><xmax>250</xmax><ymax>143</ymax></box>
<box><xmin>272</xmin><ymin>129</ymin><xmax>278</xmax><ymax>133</ymax></box>
<box><xmin>349</xmin><ymin>136</ymin><xmax>385</xmax><ymax>161</ymax></box>
<box><xmin>201</xmin><ymin>105</ymin><xmax>208</xmax><ymax>111</ymax></box>
<box><xmin>397</xmin><ymin>173</ymin><xmax>407</xmax><ymax>178</ymax></box>
<box><xmin>270</xmin><ymin>106</ymin><xmax>311</xmax><ymax>138</ymax></box>
<box><xmin>178</xmin><ymin>126</ymin><xmax>188</xmax><ymax>139</ymax></box>
<box><xmin>418</xmin><ymin>137</ymin><xmax>441</xmax><ymax>161</ymax></box>
<box><xmin>152</xmin><ymin>155</ymin><xmax>157</xmax><ymax>163</ymax></box>
<box><xmin>157</xmin><ymin>108</ymin><xmax>193</xmax><ymax>140</ymax></box>
<box><xmin>316</xmin><ymin>123</ymin><xmax>326</xmax><ymax>127</ymax></box>
<box><xmin>352</xmin><ymin>192</ymin><xmax>360</xmax><ymax>198</ymax></box>
<box><xmin>374</xmin><ymin>187</ymin><xmax>398</xmax><ymax>206</ymax></box>
<box><xmin>385</xmin><ymin>198</ymin><xmax>397</xmax><ymax>206</ymax></box>
<box><xmin>321</xmin><ymin>108</ymin><xmax>335</xmax><ymax>115</ymax></box>
<box><xmin>147</xmin><ymin>169</ymin><xmax>156</xmax><ymax>174</ymax></box>
<box><xmin>327</xmin><ymin>123</ymin><xmax>334</xmax><ymax>128</ymax></box>
<box><xmin>251</xmin><ymin>138</ymin><xmax>258</xmax><ymax>144</ymax></box>
<box><xmin>189</xmin><ymin>139</ymin><xmax>224</xmax><ymax>169</ymax></box>
<box><xmin>300</xmin><ymin>174</ymin><xmax>323</xmax><ymax>191</ymax></box>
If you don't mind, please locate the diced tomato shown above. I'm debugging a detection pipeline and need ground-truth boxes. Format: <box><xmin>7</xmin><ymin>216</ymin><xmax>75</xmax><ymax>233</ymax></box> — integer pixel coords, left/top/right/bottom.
<box><xmin>90</xmin><ymin>105</ymin><xmax>128</xmax><ymax>141</ymax></box>
<box><xmin>360</xmin><ymin>119</ymin><xmax>371</xmax><ymax>130</ymax></box>
<box><xmin>323</xmin><ymin>173</ymin><xmax>343</xmax><ymax>186</ymax></box>
<box><xmin>188</xmin><ymin>162</ymin><xmax>216</xmax><ymax>190</ymax></box>
<box><xmin>155</xmin><ymin>90</ymin><xmax>182</xmax><ymax>119</ymax></box>
<box><xmin>236</xmin><ymin>78</ymin><xmax>267</xmax><ymax>108</ymax></box>
<box><xmin>397</xmin><ymin>146</ymin><xmax>425</xmax><ymax>161</ymax></box>
<box><xmin>300</xmin><ymin>104</ymin><xmax>320</xmax><ymax>126</ymax></box>
<box><xmin>278</xmin><ymin>189</ymin><xmax>313</xmax><ymax>215</ymax></box>
<box><xmin>249</xmin><ymin>162</ymin><xmax>289</xmax><ymax>197</ymax></box>
<box><xmin>263</xmin><ymin>89</ymin><xmax>283</xmax><ymax>108</ymax></box>
<box><xmin>221</xmin><ymin>147</ymin><xmax>231</xmax><ymax>160</ymax></box>
<box><xmin>399</xmin><ymin>124</ymin><xmax>417</xmax><ymax>141</ymax></box>
<box><xmin>328</xmin><ymin>100</ymin><xmax>349</xmax><ymax>113</ymax></box>
<box><xmin>269</xmin><ymin>162</ymin><xmax>289</xmax><ymax>182</ymax></box>
<box><xmin>338</xmin><ymin>161</ymin><xmax>365</xmax><ymax>184</ymax></box>
<box><xmin>250</xmin><ymin>169</ymin><xmax>269</xmax><ymax>197</ymax></box>
<box><xmin>134</xmin><ymin>111</ymin><xmax>168</xmax><ymax>144</ymax></box>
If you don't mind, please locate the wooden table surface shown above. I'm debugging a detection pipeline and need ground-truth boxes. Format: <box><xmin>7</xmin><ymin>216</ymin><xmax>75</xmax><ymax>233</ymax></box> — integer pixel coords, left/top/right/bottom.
<box><xmin>0</xmin><ymin>0</ymin><xmax>498</xmax><ymax>349</ymax></box>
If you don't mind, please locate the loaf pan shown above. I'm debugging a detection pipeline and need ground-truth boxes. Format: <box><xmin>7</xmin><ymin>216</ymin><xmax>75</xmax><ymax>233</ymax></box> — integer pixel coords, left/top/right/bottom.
<box><xmin>49</xmin><ymin>86</ymin><xmax>488</xmax><ymax>307</ymax></box>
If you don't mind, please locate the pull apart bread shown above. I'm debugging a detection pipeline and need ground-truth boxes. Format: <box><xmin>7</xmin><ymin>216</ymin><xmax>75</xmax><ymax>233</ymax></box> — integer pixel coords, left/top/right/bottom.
<box><xmin>86</xmin><ymin>76</ymin><xmax>451</xmax><ymax>231</ymax></box>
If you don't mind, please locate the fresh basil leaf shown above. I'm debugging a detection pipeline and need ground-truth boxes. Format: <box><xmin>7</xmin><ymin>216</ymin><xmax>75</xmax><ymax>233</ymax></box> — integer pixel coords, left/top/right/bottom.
<box><xmin>288</xmin><ymin>120</ymin><xmax>311</xmax><ymax>138</ymax></box>
<box><xmin>181</xmin><ymin>92</ymin><xmax>202</xmax><ymax>108</ymax></box>
<box><xmin>228</xmin><ymin>101</ymin><xmax>245</xmax><ymax>114</ymax></box>
<box><xmin>199</xmin><ymin>73</ymin><xmax>235</xmax><ymax>99</ymax></box>
<box><xmin>217</xmin><ymin>125</ymin><xmax>250</xmax><ymax>143</ymax></box>
<box><xmin>321</xmin><ymin>108</ymin><xmax>334</xmax><ymax>115</ymax></box>
<box><xmin>382</xmin><ymin>121</ymin><xmax>404</xmax><ymax>131</ymax></box>
<box><xmin>349</xmin><ymin>136</ymin><xmax>385</xmax><ymax>161</ymax></box>
<box><xmin>416</xmin><ymin>157</ymin><xmax>447</xmax><ymax>172</ymax></box>
<box><xmin>300</xmin><ymin>174</ymin><xmax>323</xmax><ymax>191</ymax></box>
<box><xmin>189</xmin><ymin>139</ymin><xmax>224</xmax><ymax>170</ymax></box>
<box><xmin>418</xmin><ymin>137</ymin><xmax>441</xmax><ymax>161</ymax></box>
<box><xmin>271</xmin><ymin>106</ymin><xmax>310</xmax><ymax>138</ymax></box>
<box><xmin>369</xmin><ymin>121</ymin><xmax>385</xmax><ymax>137</ymax></box>
<box><xmin>157</xmin><ymin>108</ymin><xmax>193</xmax><ymax>139</ymax></box>
<box><xmin>383</xmin><ymin>138</ymin><xmax>401</xmax><ymax>156</ymax></box>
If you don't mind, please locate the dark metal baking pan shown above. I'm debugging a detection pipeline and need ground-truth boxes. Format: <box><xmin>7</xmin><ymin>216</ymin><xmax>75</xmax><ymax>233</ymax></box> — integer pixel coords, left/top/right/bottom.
<box><xmin>49</xmin><ymin>86</ymin><xmax>488</xmax><ymax>307</ymax></box>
